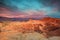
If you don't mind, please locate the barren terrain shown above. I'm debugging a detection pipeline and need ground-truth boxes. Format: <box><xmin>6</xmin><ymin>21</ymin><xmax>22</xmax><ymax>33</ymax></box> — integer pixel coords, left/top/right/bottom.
<box><xmin>0</xmin><ymin>17</ymin><xmax>60</xmax><ymax>40</ymax></box>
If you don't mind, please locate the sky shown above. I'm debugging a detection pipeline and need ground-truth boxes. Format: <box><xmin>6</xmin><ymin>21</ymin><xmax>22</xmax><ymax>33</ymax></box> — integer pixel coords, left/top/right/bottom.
<box><xmin>0</xmin><ymin>0</ymin><xmax>60</xmax><ymax>18</ymax></box>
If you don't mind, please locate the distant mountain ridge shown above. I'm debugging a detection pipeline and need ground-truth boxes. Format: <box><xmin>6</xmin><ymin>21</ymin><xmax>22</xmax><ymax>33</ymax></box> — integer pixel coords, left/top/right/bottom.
<box><xmin>0</xmin><ymin>16</ymin><xmax>60</xmax><ymax>22</ymax></box>
<box><xmin>0</xmin><ymin>16</ymin><xmax>44</xmax><ymax>21</ymax></box>
<box><xmin>0</xmin><ymin>16</ymin><xmax>30</xmax><ymax>21</ymax></box>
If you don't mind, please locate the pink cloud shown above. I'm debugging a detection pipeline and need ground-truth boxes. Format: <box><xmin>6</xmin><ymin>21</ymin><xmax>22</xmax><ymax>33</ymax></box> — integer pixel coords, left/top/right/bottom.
<box><xmin>0</xmin><ymin>7</ymin><xmax>47</xmax><ymax>18</ymax></box>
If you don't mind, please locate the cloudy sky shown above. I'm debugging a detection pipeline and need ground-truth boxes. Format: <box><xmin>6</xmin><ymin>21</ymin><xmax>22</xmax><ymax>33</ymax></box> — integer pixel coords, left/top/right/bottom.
<box><xmin>0</xmin><ymin>0</ymin><xmax>60</xmax><ymax>18</ymax></box>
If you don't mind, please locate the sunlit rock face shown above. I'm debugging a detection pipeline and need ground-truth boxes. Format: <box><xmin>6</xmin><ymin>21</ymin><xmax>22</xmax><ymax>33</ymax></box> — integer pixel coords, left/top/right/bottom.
<box><xmin>39</xmin><ymin>17</ymin><xmax>60</xmax><ymax>37</ymax></box>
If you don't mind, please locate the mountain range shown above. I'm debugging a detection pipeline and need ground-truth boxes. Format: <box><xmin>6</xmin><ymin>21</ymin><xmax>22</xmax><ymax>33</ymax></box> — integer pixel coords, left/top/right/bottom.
<box><xmin>0</xmin><ymin>16</ymin><xmax>43</xmax><ymax>21</ymax></box>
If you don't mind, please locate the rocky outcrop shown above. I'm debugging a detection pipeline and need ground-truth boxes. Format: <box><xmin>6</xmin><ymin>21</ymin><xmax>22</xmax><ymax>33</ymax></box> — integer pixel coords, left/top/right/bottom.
<box><xmin>39</xmin><ymin>17</ymin><xmax>60</xmax><ymax>37</ymax></box>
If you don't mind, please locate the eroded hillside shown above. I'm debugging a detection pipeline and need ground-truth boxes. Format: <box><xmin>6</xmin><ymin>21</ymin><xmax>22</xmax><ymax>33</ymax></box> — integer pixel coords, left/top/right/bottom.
<box><xmin>0</xmin><ymin>17</ymin><xmax>60</xmax><ymax>40</ymax></box>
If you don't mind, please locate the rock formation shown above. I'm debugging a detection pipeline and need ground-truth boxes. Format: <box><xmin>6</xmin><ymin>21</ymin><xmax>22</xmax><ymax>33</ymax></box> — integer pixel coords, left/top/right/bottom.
<box><xmin>0</xmin><ymin>17</ymin><xmax>60</xmax><ymax>38</ymax></box>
